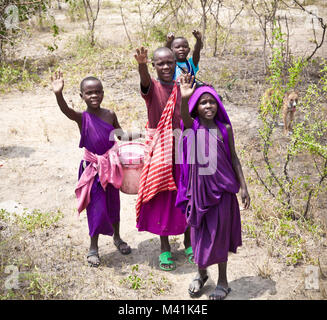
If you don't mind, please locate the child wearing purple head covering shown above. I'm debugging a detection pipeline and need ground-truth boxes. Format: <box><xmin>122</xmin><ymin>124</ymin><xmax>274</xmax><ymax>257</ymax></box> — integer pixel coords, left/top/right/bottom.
<box><xmin>176</xmin><ymin>74</ymin><xmax>250</xmax><ymax>300</ymax></box>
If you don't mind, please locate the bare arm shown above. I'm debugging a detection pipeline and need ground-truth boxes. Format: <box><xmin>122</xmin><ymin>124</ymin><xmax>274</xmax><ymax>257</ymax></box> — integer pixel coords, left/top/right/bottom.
<box><xmin>134</xmin><ymin>47</ymin><xmax>151</xmax><ymax>90</ymax></box>
<box><xmin>51</xmin><ymin>71</ymin><xmax>82</xmax><ymax>128</ymax></box>
<box><xmin>192</xmin><ymin>30</ymin><xmax>203</xmax><ymax>67</ymax></box>
<box><xmin>165</xmin><ymin>32</ymin><xmax>175</xmax><ymax>49</ymax></box>
<box><xmin>226</xmin><ymin>124</ymin><xmax>250</xmax><ymax>209</ymax></box>
<box><xmin>180</xmin><ymin>73</ymin><xmax>196</xmax><ymax>129</ymax></box>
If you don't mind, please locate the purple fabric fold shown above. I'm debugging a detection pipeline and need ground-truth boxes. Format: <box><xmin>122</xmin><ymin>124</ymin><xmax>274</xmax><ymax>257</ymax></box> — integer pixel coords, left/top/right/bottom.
<box><xmin>184</xmin><ymin>85</ymin><xmax>233</xmax><ymax>161</ymax></box>
<box><xmin>175</xmin><ymin>86</ymin><xmax>242</xmax><ymax>267</ymax></box>
<box><xmin>176</xmin><ymin>86</ymin><xmax>234</xmax><ymax>212</ymax></box>
<box><xmin>78</xmin><ymin>112</ymin><xmax>120</xmax><ymax>237</ymax></box>
<box><xmin>181</xmin><ymin>120</ymin><xmax>240</xmax><ymax>228</ymax></box>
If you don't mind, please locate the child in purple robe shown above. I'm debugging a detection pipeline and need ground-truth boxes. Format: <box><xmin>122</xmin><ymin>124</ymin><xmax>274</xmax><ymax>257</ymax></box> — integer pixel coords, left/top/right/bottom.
<box><xmin>51</xmin><ymin>71</ymin><xmax>136</xmax><ymax>267</ymax></box>
<box><xmin>176</xmin><ymin>74</ymin><xmax>250</xmax><ymax>300</ymax></box>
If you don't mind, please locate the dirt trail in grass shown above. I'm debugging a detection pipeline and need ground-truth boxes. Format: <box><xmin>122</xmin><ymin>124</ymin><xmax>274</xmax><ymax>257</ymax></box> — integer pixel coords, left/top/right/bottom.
<box><xmin>1</xmin><ymin>2</ymin><xmax>326</xmax><ymax>300</ymax></box>
<box><xmin>0</xmin><ymin>88</ymin><xmax>303</xmax><ymax>300</ymax></box>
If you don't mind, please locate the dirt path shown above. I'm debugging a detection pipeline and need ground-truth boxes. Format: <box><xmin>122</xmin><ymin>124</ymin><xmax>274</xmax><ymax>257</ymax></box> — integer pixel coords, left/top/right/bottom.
<box><xmin>1</xmin><ymin>2</ymin><xmax>326</xmax><ymax>300</ymax></box>
<box><xmin>0</xmin><ymin>87</ymin><xmax>309</xmax><ymax>300</ymax></box>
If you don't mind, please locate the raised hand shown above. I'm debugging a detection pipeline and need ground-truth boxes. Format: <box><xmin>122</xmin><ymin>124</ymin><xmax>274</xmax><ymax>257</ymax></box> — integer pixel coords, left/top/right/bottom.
<box><xmin>180</xmin><ymin>73</ymin><xmax>196</xmax><ymax>100</ymax></box>
<box><xmin>167</xmin><ymin>32</ymin><xmax>175</xmax><ymax>43</ymax></box>
<box><xmin>51</xmin><ymin>70</ymin><xmax>64</xmax><ymax>94</ymax></box>
<box><xmin>134</xmin><ymin>47</ymin><xmax>149</xmax><ymax>65</ymax></box>
<box><xmin>192</xmin><ymin>29</ymin><xmax>202</xmax><ymax>41</ymax></box>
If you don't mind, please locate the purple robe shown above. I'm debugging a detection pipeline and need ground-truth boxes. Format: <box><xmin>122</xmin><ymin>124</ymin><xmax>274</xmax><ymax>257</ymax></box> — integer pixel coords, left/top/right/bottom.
<box><xmin>136</xmin><ymin>162</ymin><xmax>188</xmax><ymax>236</ymax></box>
<box><xmin>136</xmin><ymin>79</ymin><xmax>188</xmax><ymax>236</ymax></box>
<box><xmin>176</xmin><ymin>86</ymin><xmax>242</xmax><ymax>268</ymax></box>
<box><xmin>78</xmin><ymin>111</ymin><xmax>120</xmax><ymax>237</ymax></box>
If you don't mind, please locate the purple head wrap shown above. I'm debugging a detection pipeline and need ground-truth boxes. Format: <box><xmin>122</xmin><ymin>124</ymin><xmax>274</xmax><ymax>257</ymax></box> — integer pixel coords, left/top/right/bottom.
<box><xmin>176</xmin><ymin>86</ymin><xmax>234</xmax><ymax>211</ymax></box>
<box><xmin>180</xmin><ymin>85</ymin><xmax>233</xmax><ymax>161</ymax></box>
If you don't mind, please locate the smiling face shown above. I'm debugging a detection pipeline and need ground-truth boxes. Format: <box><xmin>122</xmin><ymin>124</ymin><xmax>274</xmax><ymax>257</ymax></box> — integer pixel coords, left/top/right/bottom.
<box><xmin>171</xmin><ymin>38</ymin><xmax>190</xmax><ymax>62</ymax></box>
<box><xmin>80</xmin><ymin>79</ymin><xmax>104</xmax><ymax>109</ymax></box>
<box><xmin>196</xmin><ymin>93</ymin><xmax>218</xmax><ymax>121</ymax></box>
<box><xmin>152</xmin><ymin>48</ymin><xmax>176</xmax><ymax>82</ymax></box>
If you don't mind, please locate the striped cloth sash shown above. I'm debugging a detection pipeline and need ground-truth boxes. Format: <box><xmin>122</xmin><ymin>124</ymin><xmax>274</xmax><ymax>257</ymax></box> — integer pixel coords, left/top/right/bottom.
<box><xmin>136</xmin><ymin>82</ymin><xmax>178</xmax><ymax>221</ymax></box>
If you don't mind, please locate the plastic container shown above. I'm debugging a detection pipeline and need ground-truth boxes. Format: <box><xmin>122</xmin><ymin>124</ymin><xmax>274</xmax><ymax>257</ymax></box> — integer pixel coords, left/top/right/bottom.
<box><xmin>118</xmin><ymin>142</ymin><xmax>145</xmax><ymax>194</ymax></box>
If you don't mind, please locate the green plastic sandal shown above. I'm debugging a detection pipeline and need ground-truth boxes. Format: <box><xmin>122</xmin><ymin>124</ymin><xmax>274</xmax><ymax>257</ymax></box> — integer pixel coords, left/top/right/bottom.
<box><xmin>159</xmin><ymin>251</ymin><xmax>176</xmax><ymax>271</ymax></box>
<box><xmin>185</xmin><ymin>246</ymin><xmax>195</xmax><ymax>264</ymax></box>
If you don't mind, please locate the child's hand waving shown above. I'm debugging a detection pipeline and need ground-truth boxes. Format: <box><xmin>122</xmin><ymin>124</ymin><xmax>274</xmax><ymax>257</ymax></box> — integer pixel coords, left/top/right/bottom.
<box><xmin>134</xmin><ymin>47</ymin><xmax>149</xmax><ymax>65</ymax></box>
<box><xmin>167</xmin><ymin>32</ymin><xmax>175</xmax><ymax>43</ymax></box>
<box><xmin>192</xmin><ymin>29</ymin><xmax>202</xmax><ymax>41</ymax></box>
<box><xmin>180</xmin><ymin>73</ymin><xmax>196</xmax><ymax>100</ymax></box>
<box><xmin>180</xmin><ymin>73</ymin><xmax>195</xmax><ymax>129</ymax></box>
<box><xmin>51</xmin><ymin>71</ymin><xmax>64</xmax><ymax>94</ymax></box>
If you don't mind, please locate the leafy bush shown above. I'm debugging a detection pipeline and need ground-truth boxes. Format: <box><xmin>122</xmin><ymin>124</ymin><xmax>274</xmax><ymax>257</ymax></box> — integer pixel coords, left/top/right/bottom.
<box><xmin>250</xmin><ymin>25</ymin><xmax>327</xmax><ymax>220</ymax></box>
<box><xmin>0</xmin><ymin>1</ymin><xmax>49</xmax><ymax>61</ymax></box>
<box><xmin>0</xmin><ymin>62</ymin><xmax>40</xmax><ymax>92</ymax></box>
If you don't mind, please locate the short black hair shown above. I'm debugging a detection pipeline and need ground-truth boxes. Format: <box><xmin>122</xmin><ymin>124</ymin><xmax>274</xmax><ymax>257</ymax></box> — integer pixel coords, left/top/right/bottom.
<box><xmin>80</xmin><ymin>76</ymin><xmax>102</xmax><ymax>92</ymax></box>
<box><xmin>171</xmin><ymin>37</ymin><xmax>189</xmax><ymax>47</ymax></box>
<box><xmin>152</xmin><ymin>47</ymin><xmax>175</xmax><ymax>62</ymax></box>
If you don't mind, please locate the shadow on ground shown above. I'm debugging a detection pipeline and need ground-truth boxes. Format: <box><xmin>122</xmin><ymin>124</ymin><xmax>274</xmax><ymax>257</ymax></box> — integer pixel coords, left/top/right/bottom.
<box><xmin>187</xmin><ymin>275</ymin><xmax>277</xmax><ymax>300</ymax></box>
<box><xmin>0</xmin><ymin>145</ymin><xmax>35</xmax><ymax>158</ymax></box>
<box><xmin>227</xmin><ymin>276</ymin><xmax>277</xmax><ymax>300</ymax></box>
<box><xmin>101</xmin><ymin>237</ymin><xmax>197</xmax><ymax>275</ymax></box>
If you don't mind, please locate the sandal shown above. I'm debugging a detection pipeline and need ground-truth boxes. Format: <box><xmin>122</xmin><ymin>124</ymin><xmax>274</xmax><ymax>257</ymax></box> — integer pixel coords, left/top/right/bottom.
<box><xmin>209</xmin><ymin>285</ymin><xmax>231</xmax><ymax>300</ymax></box>
<box><xmin>188</xmin><ymin>274</ymin><xmax>209</xmax><ymax>298</ymax></box>
<box><xmin>114</xmin><ymin>239</ymin><xmax>131</xmax><ymax>255</ymax></box>
<box><xmin>87</xmin><ymin>250</ymin><xmax>100</xmax><ymax>267</ymax></box>
<box><xmin>185</xmin><ymin>246</ymin><xmax>195</xmax><ymax>264</ymax></box>
<box><xmin>159</xmin><ymin>251</ymin><xmax>176</xmax><ymax>271</ymax></box>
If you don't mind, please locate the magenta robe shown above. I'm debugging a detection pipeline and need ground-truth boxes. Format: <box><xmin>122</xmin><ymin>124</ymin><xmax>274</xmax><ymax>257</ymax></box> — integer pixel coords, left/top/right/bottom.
<box><xmin>136</xmin><ymin>78</ymin><xmax>188</xmax><ymax>236</ymax></box>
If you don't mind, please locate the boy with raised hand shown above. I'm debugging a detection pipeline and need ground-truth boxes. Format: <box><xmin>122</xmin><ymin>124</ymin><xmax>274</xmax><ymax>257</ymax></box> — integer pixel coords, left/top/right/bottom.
<box><xmin>133</xmin><ymin>46</ymin><xmax>193</xmax><ymax>271</ymax></box>
<box><xmin>165</xmin><ymin>30</ymin><xmax>203</xmax><ymax>82</ymax></box>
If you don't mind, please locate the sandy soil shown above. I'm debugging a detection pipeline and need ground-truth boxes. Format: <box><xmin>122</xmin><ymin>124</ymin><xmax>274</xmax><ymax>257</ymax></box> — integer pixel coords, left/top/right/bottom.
<box><xmin>0</xmin><ymin>1</ymin><xmax>326</xmax><ymax>301</ymax></box>
<box><xmin>0</xmin><ymin>90</ymin><xmax>307</xmax><ymax>300</ymax></box>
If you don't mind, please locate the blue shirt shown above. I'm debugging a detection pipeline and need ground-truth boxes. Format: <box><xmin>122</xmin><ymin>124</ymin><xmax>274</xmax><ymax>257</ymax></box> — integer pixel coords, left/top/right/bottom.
<box><xmin>173</xmin><ymin>57</ymin><xmax>199</xmax><ymax>82</ymax></box>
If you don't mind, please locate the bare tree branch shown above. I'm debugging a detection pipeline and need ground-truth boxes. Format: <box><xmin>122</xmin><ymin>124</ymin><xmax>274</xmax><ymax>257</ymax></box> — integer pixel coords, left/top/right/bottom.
<box><xmin>282</xmin><ymin>0</ymin><xmax>327</xmax><ymax>61</ymax></box>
